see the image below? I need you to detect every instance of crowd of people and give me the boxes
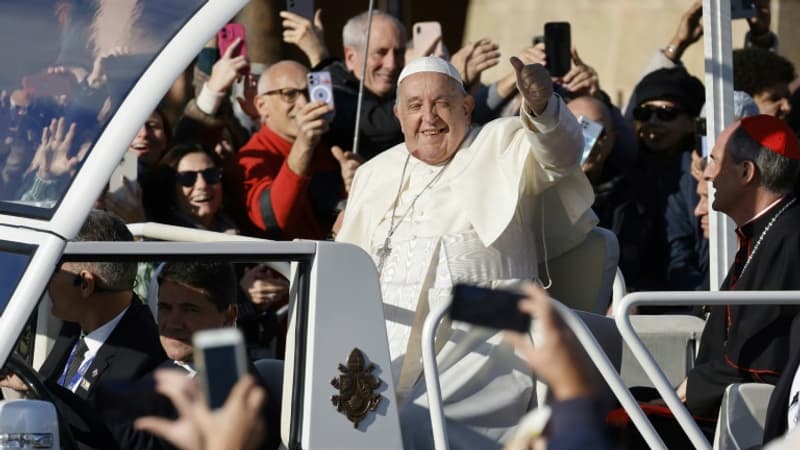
[2,0,800,449]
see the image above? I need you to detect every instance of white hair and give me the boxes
[341,10,405,51]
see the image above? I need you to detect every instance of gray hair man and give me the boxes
[337,56,595,449]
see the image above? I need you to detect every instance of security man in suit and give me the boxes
[38,210,167,401]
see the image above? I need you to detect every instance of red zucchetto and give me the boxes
[740,114,800,160]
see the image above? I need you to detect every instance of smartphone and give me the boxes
[578,116,604,164]
[544,22,571,77]
[307,71,335,119]
[21,73,76,98]
[694,117,708,157]
[108,150,138,193]
[450,284,530,333]
[731,0,758,20]
[286,0,315,20]
[218,23,248,59]
[413,21,444,57]
[193,328,247,409]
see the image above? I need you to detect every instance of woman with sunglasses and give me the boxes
[152,143,238,233]
[621,67,706,295]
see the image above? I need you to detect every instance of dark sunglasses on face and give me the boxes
[176,167,222,187]
[633,104,684,122]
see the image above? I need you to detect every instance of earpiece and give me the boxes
[72,274,82,287]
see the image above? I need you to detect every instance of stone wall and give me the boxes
[461,0,798,109]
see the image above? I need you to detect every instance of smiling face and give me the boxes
[255,61,309,142]
[635,99,695,153]
[344,15,405,98]
[394,72,474,165]
[129,111,168,167]
[175,152,222,227]
[157,279,234,363]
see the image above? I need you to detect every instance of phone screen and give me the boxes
[200,344,241,409]
[450,284,530,332]
[578,116,604,164]
[286,0,315,20]
[731,0,757,20]
[695,117,708,157]
[544,22,571,77]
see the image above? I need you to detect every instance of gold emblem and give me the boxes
[331,348,382,428]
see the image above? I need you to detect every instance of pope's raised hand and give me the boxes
[509,56,552,116]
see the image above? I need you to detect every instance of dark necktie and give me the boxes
[62,338,88,387]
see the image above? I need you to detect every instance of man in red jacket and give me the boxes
[232,60,361,239]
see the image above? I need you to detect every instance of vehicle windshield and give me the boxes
[0,241,36,317]
[0,0,205,219]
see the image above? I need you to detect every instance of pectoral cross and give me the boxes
[376,237,391,273]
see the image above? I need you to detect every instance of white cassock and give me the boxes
[337,94,596,449]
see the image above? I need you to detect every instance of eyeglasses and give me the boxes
[259,87,309,103]
[176,167,222,187]
[633,105,684,122]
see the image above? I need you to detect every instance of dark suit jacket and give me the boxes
[39,299,168,405]
[763,315,800,443]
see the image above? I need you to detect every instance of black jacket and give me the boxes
[686,196,800,420]
[320,60,403,160]
[40,299,168,403]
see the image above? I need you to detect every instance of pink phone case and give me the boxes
[218,23,247,59]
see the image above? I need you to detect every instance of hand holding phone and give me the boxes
[193,328,247,409]
[307,71,335,120]
[450,284,530,332]
[286,0,315,21]
[218,23,248,59]
[577,116,604,164]
[544,22,571,77]
[108,151,138,193]
[412,21,444,58]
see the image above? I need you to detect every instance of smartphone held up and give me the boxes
[450,284,531,333]
[218,23,248,59]
[413,21,444,57]
[286,0,315,20]
[544,22,571,78]
[193,328,248,409]
[308,70,335,120]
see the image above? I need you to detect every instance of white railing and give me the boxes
[422,297,667,450]
[616,290,800,450]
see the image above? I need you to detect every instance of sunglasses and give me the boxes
[176,167,222,187]
[633,105,684,122]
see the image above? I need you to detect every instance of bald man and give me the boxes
[231,61,360,239]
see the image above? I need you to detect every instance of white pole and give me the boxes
[703,0,737,290]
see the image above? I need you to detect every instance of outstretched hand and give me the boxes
[560,48,600,97]
[509,57,552,116]
[505,282,592,401]
[666,1,703,61]
[27,117,80,180]
[331,146,363,193]
[281,9,329,67]
[134,370,267,450]
[208,38,249,94]
[450,38,501,86]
